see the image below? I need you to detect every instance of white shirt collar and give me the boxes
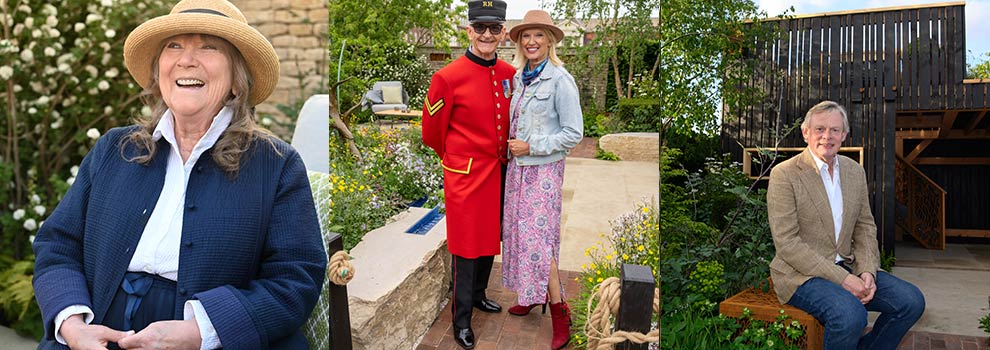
[808,147,838,173]
[152,106,233,164]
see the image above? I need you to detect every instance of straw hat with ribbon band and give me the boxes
[509,10,565,43]
[124,0,279,106]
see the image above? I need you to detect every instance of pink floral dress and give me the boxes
[501,87,567,306]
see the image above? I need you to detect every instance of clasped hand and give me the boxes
[841,272,877,304]
[508,139,530,156]
[61,315,202,350]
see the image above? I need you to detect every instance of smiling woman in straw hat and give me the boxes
[501,9,583,350]
[31,0,327,349]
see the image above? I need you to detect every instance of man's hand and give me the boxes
[60,314,132,350]
[508,139,530,156]
[117,319,202,350]
[841,274,870,303]
[859,272,877,304]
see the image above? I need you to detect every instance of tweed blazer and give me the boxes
[767,149,880,304]
[32,126,327,350]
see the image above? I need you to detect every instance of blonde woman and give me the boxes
[502,9,584,350]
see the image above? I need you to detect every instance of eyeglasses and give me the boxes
[471,23,504,35]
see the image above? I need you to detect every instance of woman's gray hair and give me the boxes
[802,100,850,133]
[121,34,276,178]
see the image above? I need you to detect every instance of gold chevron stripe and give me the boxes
[426,98,445,116]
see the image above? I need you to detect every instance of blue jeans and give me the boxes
[787,269,925,350]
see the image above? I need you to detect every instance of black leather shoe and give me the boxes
[453,326,476,349]
[474,298,502,313]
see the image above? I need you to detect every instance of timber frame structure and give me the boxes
[722,2,990,254]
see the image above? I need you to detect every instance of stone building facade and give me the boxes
[229,0,328,118]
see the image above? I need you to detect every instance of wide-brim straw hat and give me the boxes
[509,10,565,43]
[124,0,279,106]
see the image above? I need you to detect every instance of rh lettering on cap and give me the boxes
[483,1,493,7]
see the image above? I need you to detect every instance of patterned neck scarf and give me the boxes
[522,58,549,86]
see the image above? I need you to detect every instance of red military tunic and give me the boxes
[422,53,514,258]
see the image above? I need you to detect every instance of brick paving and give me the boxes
[567,137,597,159]
[416,263,583,350]
[896,331,990,350]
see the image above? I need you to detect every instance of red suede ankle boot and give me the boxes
[508,294,549,316]
[549,301,571,349]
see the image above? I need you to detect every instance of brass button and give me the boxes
[497,125,501,130]
[493,81,497,86]
[497,103,501,108]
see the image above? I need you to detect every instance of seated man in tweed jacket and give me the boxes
[767,100,925,350]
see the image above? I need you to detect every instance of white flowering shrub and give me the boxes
[0,0,170,339]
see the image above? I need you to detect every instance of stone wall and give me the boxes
[229,0,328,118]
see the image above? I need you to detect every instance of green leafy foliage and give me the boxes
[615,98,659,132]
[328,125,443,250]
[966,51,990,79]
[978,310,990,336]
[328,0,464,124]
[594,148,620,161]
[569,198,659,349]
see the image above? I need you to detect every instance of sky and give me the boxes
[756,0,990,61]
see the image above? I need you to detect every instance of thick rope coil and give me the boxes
[327,250,354,285]
[585,276,661,350]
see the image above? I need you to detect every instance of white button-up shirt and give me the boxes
[55,107,232,350]
[809,148,844,263]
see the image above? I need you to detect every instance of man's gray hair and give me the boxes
[802,100,850,133]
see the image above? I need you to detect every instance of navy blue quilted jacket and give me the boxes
[32,125,327,350]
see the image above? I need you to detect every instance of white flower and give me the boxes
[44,46,56,57]
[85,65,98,77]
[58,62,70,73]
[141,106,152,116]
[101,0,114,6]
[86,128,101,140]
[86,14,102,24]
[28,107,37,114]
[262,117,272,126]
[50,120,62,129]
[17,4,31,14]
[29,235,35,244]
[97,80,110,91]
[104,68,119,78]
[33,205,46,216]
[48,28,60,38]
[20,49,33,62]
[24,17,34,28]
[32,29,42,38]
[74,23,86,32]
[67,177,75,186]
[12,209,25,220]
[30,194,41,204]
[105,29,116,38]
[23,219,37,231]
[36,96,49,105]
[104,106,112,115]
[46,16,58,27]
[70,165,79,177]
[0,66,12,80]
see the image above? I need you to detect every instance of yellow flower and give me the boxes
[622,254,629,260]
[605,254,613,260]
[589,263,596,270]
[596,277,603,282]
[581,263,587,270]
[587,277,593,282]
[637,245,645,252]
[358,185,365,191]
[349,188,354,193]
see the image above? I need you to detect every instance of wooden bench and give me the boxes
[719,283,824,350]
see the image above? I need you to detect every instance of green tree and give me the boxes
[327,0,465,123]
[554,0,660,108]
[967,51,990,79]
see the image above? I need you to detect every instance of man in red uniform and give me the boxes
[421,0,514,348]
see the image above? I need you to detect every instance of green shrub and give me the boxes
[328,125,443,250]
[979,311,990,336]
[594,148,620,161]
[615,98,659,133]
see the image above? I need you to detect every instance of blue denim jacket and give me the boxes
[509,62,584,165]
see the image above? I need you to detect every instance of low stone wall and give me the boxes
[599,132,660,162]
[346,208,451,350]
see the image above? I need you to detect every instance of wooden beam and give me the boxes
[963,79,990,84]
[897,129,990,139]
[945,229,990,238]
[939,111,960,138]
[913,157,990,165]
[897,115,943,129]
[905,139,932,163]
[966,110,987,132]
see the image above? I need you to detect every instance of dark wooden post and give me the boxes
[615,264,656,350]
[327,233,353,350]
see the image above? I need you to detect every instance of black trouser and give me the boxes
[452,254,495,329]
